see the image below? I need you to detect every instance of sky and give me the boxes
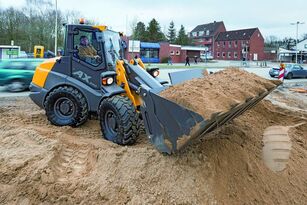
[1,0,307,39]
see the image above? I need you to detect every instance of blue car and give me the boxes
[269,64,307,79]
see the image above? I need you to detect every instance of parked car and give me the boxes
[200,53,213,61]
[269,64,307,79]
[0,58,44,92]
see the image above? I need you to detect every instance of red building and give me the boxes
[189,21,226,55]
[124,39,207,63]
[214,28,265,61]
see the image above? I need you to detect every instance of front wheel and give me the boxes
[99,96,139,145]
[7,80,26,92]
[286,73,293,79]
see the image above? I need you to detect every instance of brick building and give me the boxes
[189,21,226,56]
[124,39,207,63]
[214,28,265,61]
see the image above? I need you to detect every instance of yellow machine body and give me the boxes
[34,45,44,58]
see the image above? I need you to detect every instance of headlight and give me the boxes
[152,70,160,77]
[102,77,114,85]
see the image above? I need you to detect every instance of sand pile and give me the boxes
[0,94,306,204]
[160,68,281,119]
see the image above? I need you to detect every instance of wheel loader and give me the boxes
[29,23,278,154]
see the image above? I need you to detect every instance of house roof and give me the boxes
[190,21,224,37]
[216,28,258,41]
[298,38,307,44]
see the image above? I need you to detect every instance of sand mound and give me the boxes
[0,95,306,204]
[160,68,281,119]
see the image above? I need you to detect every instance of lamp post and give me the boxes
[54,0,58,56]
[290,21,305,63]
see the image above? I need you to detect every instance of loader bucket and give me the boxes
[140,84,280,154]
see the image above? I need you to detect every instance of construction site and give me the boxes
[0,0,307,204]
[0,66,306,204]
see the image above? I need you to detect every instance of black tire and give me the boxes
[99,95,139,145]
[269,74,274,78]
[44,86,88,127]
[286,73,293,79]
[6,80,26,92]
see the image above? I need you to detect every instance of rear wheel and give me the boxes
[44,86,89,127]
[7,80,26,92]
[286,73,293,79]
[99,95,139,145]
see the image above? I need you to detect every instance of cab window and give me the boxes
[73,30,104,67]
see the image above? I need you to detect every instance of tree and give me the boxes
[301,33,307,40]
[175,25,190,45]
[146,18,166,42]
[167,21,176,43]
[0,0,97,53]
[132,21,147,41]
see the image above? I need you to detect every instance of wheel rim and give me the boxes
[104,110,118,140]
[288,73,293,79]
[54,97,75,119]
[8,81,25,92]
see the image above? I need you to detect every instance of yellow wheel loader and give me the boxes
[29,23,278,154]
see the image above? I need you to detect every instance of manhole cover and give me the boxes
[262,126,292,172]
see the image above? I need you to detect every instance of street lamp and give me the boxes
[54,0,58,56]
[290,21,305,63]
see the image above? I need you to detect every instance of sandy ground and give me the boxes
[0,88,306,204]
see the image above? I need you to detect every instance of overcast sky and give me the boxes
[1,0,306,39]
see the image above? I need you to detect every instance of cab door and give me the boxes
[71,29,106,89]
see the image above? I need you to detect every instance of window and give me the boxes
[223,42,226,48]
[234,41,238,48]
[228,52,231,58]
[217,52,220,57]
[206,30,210,35]
[73,29,103,67]
[26,61,42,70]
[170,50,175,55]
[217,42,220,47]
[222,52,225,58]
[140,48,159,59]
[1,62,26,70]
[199,31,204,36]
[228,41,232,48]
[176,50,180,55]
[234,52,238,59]
[192,32,197,37]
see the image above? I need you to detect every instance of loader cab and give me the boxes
[65,24,121,69]
[64,24,122,88]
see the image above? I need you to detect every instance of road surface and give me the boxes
[1,65,306,97]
